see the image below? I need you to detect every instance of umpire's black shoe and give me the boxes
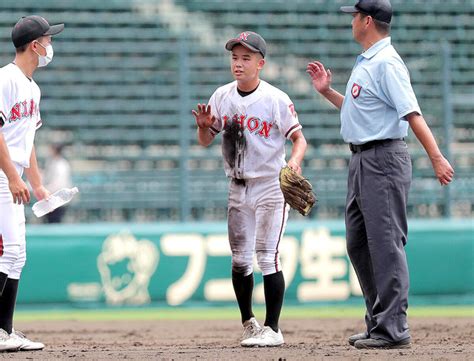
[354,337,411,349]
[348,333,368,346]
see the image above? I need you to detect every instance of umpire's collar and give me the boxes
[361,36,391,59]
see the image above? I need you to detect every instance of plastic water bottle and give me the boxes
[32,187,79,218]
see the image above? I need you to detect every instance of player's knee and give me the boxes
[231,252,253,275]
[0,244,21,274]
[256,250,279,276]
[8,253,26,280]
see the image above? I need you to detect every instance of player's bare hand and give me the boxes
[307,61,332,94]
[287,159,302,175]
[431,155,454,186]
[33,185,50,201]
[192,104,216,129]
[9,176,30,204]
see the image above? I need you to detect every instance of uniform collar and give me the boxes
[360,36,391,59]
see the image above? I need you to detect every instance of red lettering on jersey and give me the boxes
[258,121,273,138]
[7,100,39,123]
[30,99,36,116]
[235,115,246,129]
[10,104,21,121]
[21,101,29,117]
[223,115,229,128]
[247,117,259,132]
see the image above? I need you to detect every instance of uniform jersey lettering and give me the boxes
[258,121,273,138]
[224,114,273,139]
[208,80,301,179]
[247,117,259,132]
[10,104,21,121]
[6,100,39,123]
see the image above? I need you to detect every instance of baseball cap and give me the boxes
[225,31,266,58]
[12,15,64,48]
[340,0,392,24]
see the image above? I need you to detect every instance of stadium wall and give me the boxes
[18,220,473,306]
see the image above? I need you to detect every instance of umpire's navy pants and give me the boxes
[346,139,411,342]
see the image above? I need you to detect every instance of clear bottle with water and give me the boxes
[32,187,79,218]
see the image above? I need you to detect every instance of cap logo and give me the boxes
[351,83,362,98]
[238,32,249,41]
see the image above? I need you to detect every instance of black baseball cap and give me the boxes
[225,31,266,58]
[341,0,392,24]
[12,15,64,48]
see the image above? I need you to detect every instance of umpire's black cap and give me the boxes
[340,0,392,24]
[225,31,266,58]
[12,15,64,48]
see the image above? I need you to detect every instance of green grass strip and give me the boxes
[14,305,473,322]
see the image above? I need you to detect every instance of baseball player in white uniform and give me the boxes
[0,15,64,351]
[192,31,307,347]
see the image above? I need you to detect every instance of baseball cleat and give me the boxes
[348,332,369,346]
[241,317,261,344]
[10,330,45,351]
[354,337,411,349]
[0,329,21,352]
[241,326,284,347]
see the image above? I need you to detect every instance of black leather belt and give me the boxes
[349,138,404,153]
[233,178,246,186]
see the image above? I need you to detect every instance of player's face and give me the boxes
[230,45,265,83]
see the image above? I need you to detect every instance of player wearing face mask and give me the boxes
[34,41,54,68]
[0,15,64,352]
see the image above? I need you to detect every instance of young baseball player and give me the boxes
[0,15,64,351]
[192,31,307,347]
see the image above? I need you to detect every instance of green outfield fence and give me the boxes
[16,220,474,307]
[0,0,472,222]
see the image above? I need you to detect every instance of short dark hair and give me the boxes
[373,17,391,35]
[360,13,391,35]
[15,43,29,53]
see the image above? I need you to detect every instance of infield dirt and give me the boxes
[3,317,473,360]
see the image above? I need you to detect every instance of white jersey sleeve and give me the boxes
[274,92,302,139]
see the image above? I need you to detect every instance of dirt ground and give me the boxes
[0,317,472,360]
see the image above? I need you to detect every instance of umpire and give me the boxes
[307,0,454,349]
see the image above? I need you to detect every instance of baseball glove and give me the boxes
[279,166,316,216]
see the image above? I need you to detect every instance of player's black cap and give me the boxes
[225,31,266,58]
[11,15,64,48]
[340,0,392,24]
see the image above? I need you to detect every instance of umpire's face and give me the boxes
[351,12,370,43]
[230,45,265,83]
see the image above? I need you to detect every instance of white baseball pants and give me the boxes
[227,176,289,276]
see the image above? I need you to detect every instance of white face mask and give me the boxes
[35,42,54,67]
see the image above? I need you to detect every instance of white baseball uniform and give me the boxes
[0,63,42,279]
[208,80,302,276]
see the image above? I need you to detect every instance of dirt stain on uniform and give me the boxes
[222,120,246,172]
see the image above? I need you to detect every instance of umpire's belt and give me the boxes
[349,138,404,153]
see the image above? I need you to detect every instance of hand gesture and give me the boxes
[432,156,454,186]
[9,176,30,204]
[307,61,332,94]
[192,104,216,129]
